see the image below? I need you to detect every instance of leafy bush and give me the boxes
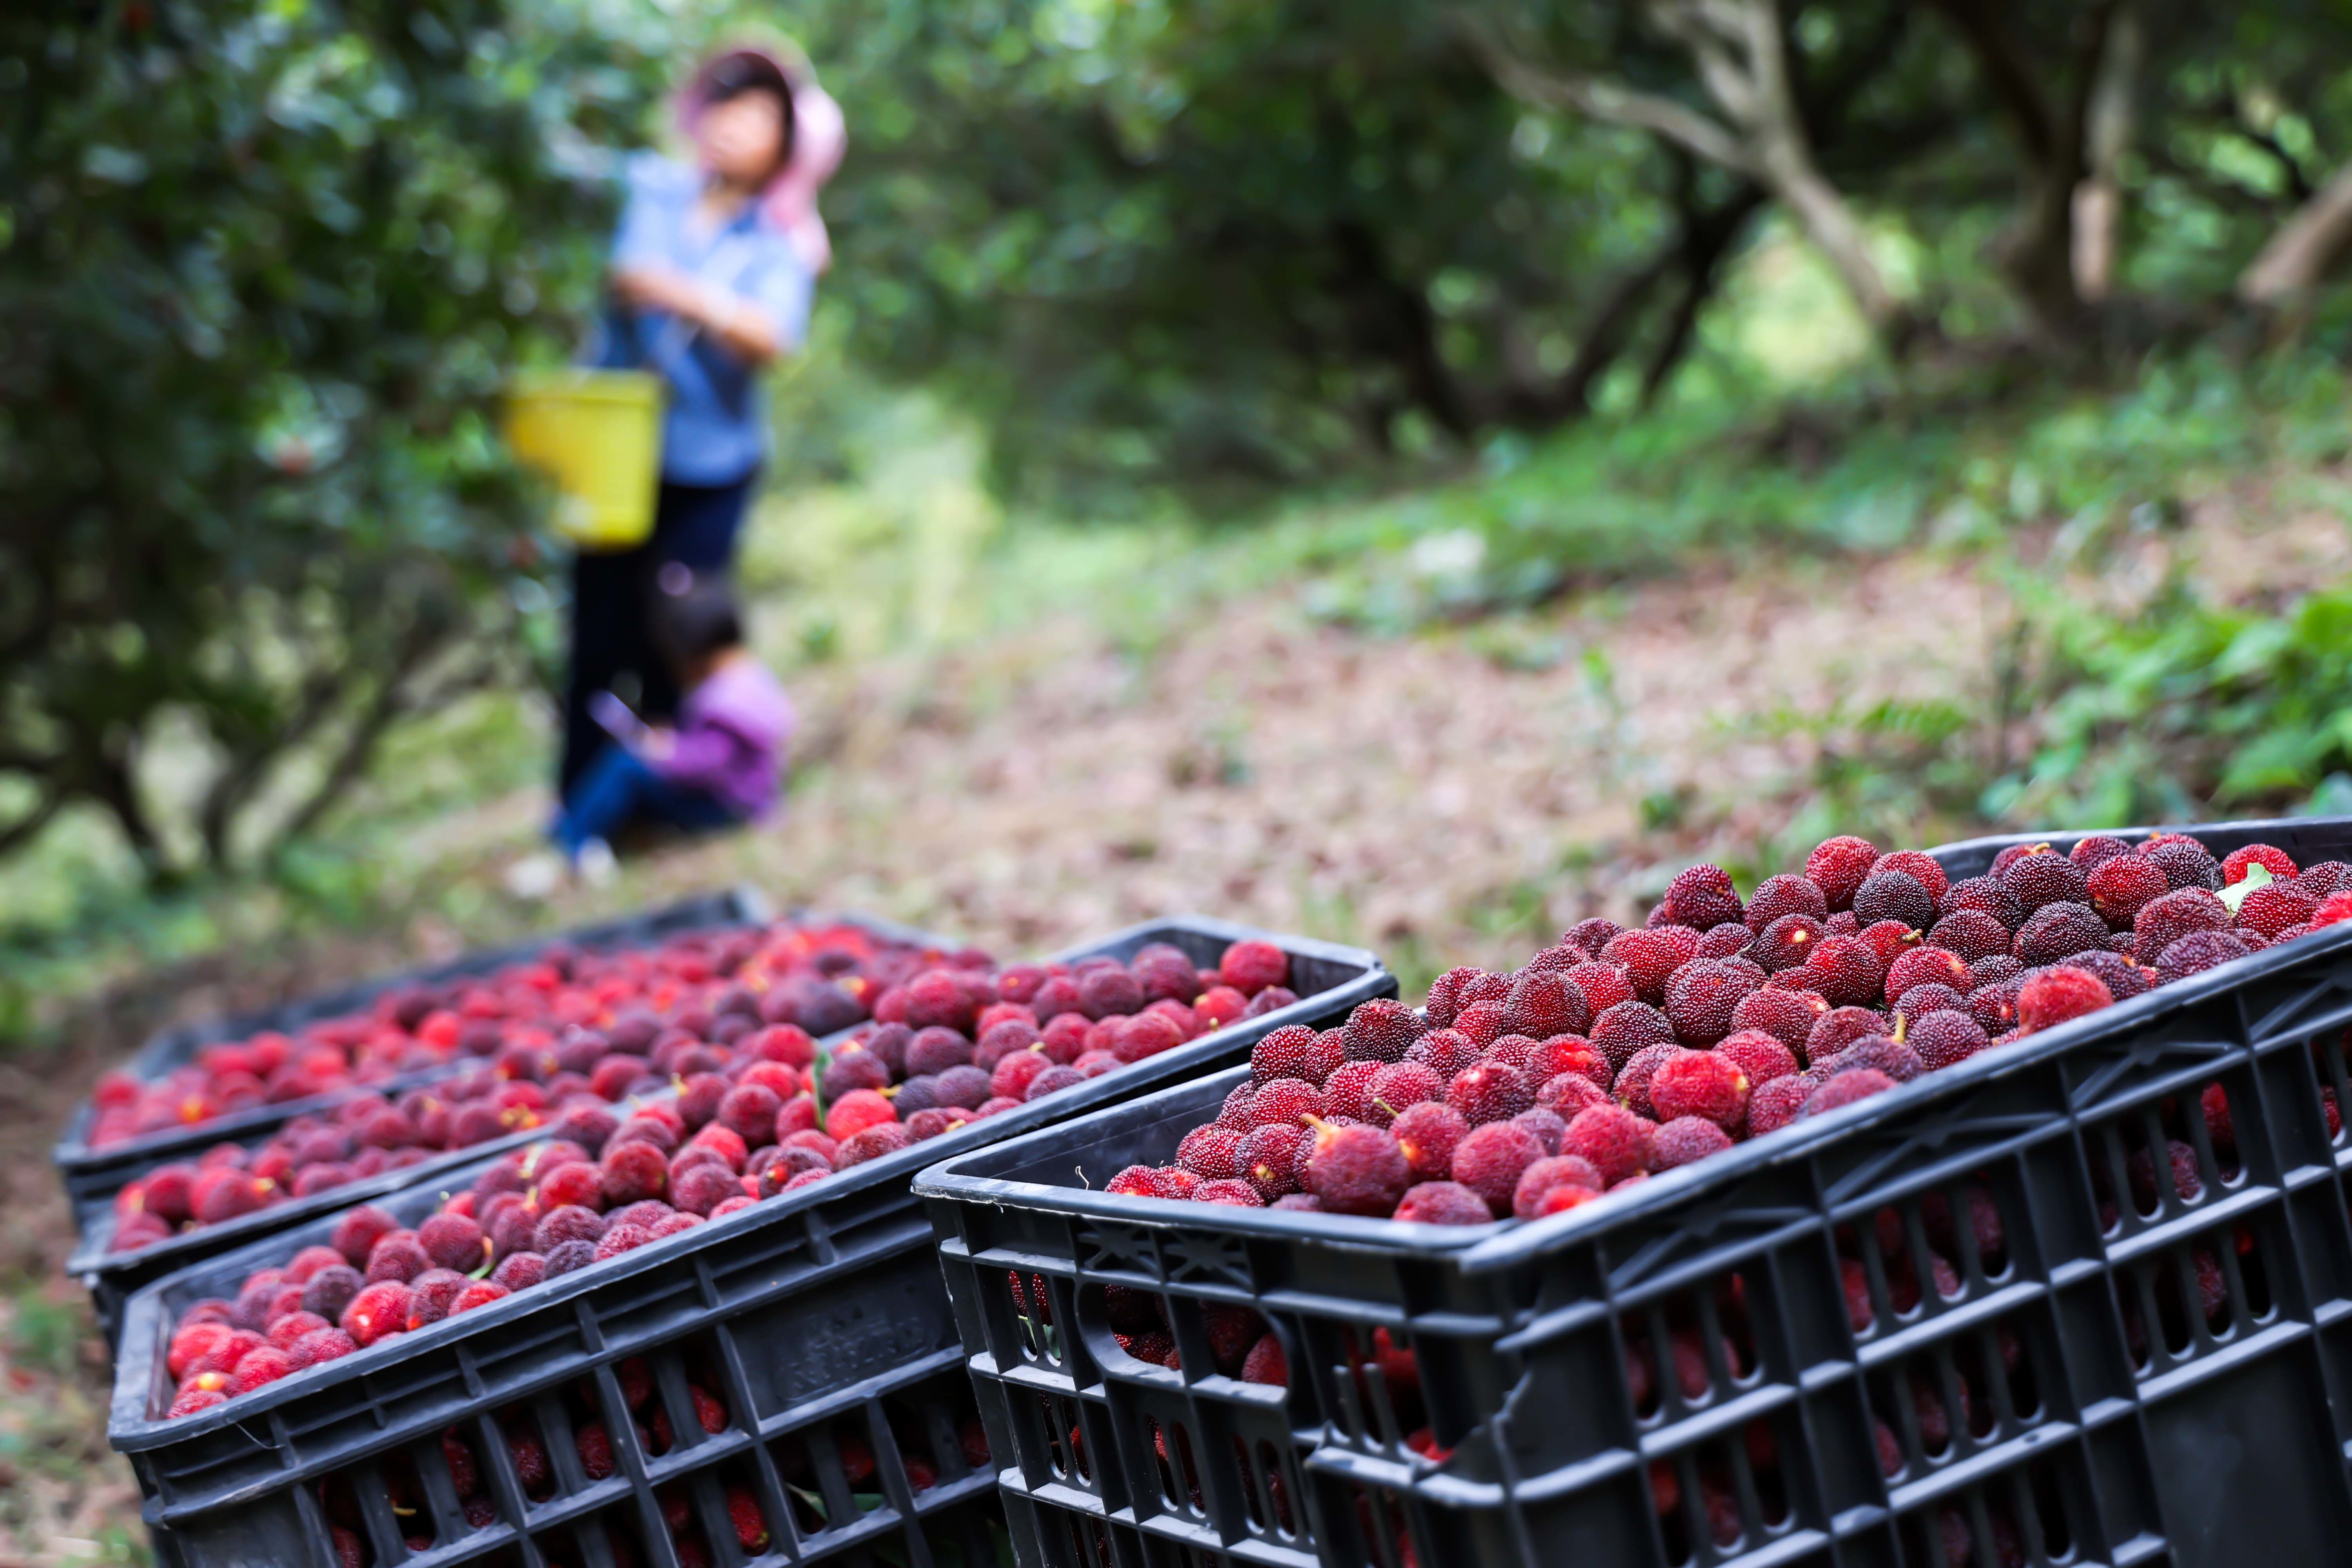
[0,0,668,881]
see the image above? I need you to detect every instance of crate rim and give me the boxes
[109,913,1389,1453]
[911,819,2352,1276]
[51,886,779,1176]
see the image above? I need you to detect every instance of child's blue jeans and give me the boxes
[555,744,737,856]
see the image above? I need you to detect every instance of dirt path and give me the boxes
[655,548,2003,972]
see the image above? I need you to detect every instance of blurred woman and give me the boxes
[559,46,844,799]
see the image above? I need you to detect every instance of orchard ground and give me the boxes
[4,354,2350,1560]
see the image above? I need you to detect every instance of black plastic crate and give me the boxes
[67,908,969,1351]
[917,818,2352,1568]
[109,916,1392,1568]
[54,889,780,1234]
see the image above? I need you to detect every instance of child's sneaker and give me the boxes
[575,837,619,888]
[503,851,565,902]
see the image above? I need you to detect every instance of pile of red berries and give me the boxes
[1101,834,2351,1226]
[107,1069,634,1254]
[86,919,935,1151]
[105,921,962,1253]
[808,938,1296,1154]
[159,936,1296,1417]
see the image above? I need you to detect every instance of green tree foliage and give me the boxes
[0,0,667,880]
[794,0,1715,501]
[784,0,2352,496]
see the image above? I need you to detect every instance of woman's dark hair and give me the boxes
[654,581,745,673]
[701,52,795,164]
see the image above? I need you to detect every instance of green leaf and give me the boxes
[2220,864,2274,915]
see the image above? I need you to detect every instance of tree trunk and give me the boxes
[1926,0,2122,346]
[2071,8,2139,301]
[1468,0,1918,354]
[1644,185,1769,404]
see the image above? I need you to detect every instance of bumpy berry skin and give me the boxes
[1507,971,1591,1040]
[1751,914,1824,973]
[1341,1000,1427,1063]
[1192,1179,1264,1207]
[1590,1001,1676,1073]
[1908,1010,1990,1070]
[2062,949,2151,1002]
[1885,947,1972,1002]
[1407,1029,1481,1082]
[1566,917,1624,955]
[2140,836,2223,891]
[1999,849,2088,915]
[1746,1076,1815,1138]
[1447,1062,1534,1126]
[1323,1061,1382,1122]
[1876,851,1952,902]
[1806,937,1886,1007]
[1392,1102,1471,1182]
[1648,1051,1751,1131]
[1537,1072,1610,1119]
[1242,1127,1309,1200]
[1248,1078,1327,1131]
[1745,874,1828,933]
[1815,1035,1924,1084]
[1604,928,1701,1005]
[1664,960,1761,1047]
[1451,1123,1548,1217]
[1651,1117,1735,1171]
[1805,1008,1889,1066]
[1697,923,1754,961]
[1659,865,1744,931]
[2154,930,2257,982]
[2016,966,2114,1033]
[1853,871,1937,933]
[1220,940,1290,996]
[2237,882,2319,940]
[1451,1001,1512,1048]
[1565,1105,1655,1185]
[1923,910,2007,964]
[1891,983,1966,1026]
[1939,877,2025,932]
[2085,856,2168,929]
[2134,887,2231,963]
[1366,1061,1444,1120]
[2224,844,2299,885]
[1803,1069,1898,1116]
[1424,968,1483,1030]
[1732,988,1829,1054]
[1303,1123,1411,1217]
[1564,963,1635,1016]
[1178,1125,1246,1180]
[1520,1034,1608,1088]
[1511,1155,1604,1220]
[2013,902,2112,966]
[2069,835,2134,871]
[1715,1029,1798,1088]
[1394,1181,1496,1226]
[1806,838,1881,912]
[1613,1042,1683,1121]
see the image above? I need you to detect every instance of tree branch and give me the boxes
[2241,163,2352,303]
[1463,20,1757,174]
[0,791,64,858]
[269,638,491,854]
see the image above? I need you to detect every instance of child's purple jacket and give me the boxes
[648,658,794,820]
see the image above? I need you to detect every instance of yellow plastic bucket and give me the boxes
[503,369,663,551]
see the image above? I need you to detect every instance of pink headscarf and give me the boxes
[678,45,847,276]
